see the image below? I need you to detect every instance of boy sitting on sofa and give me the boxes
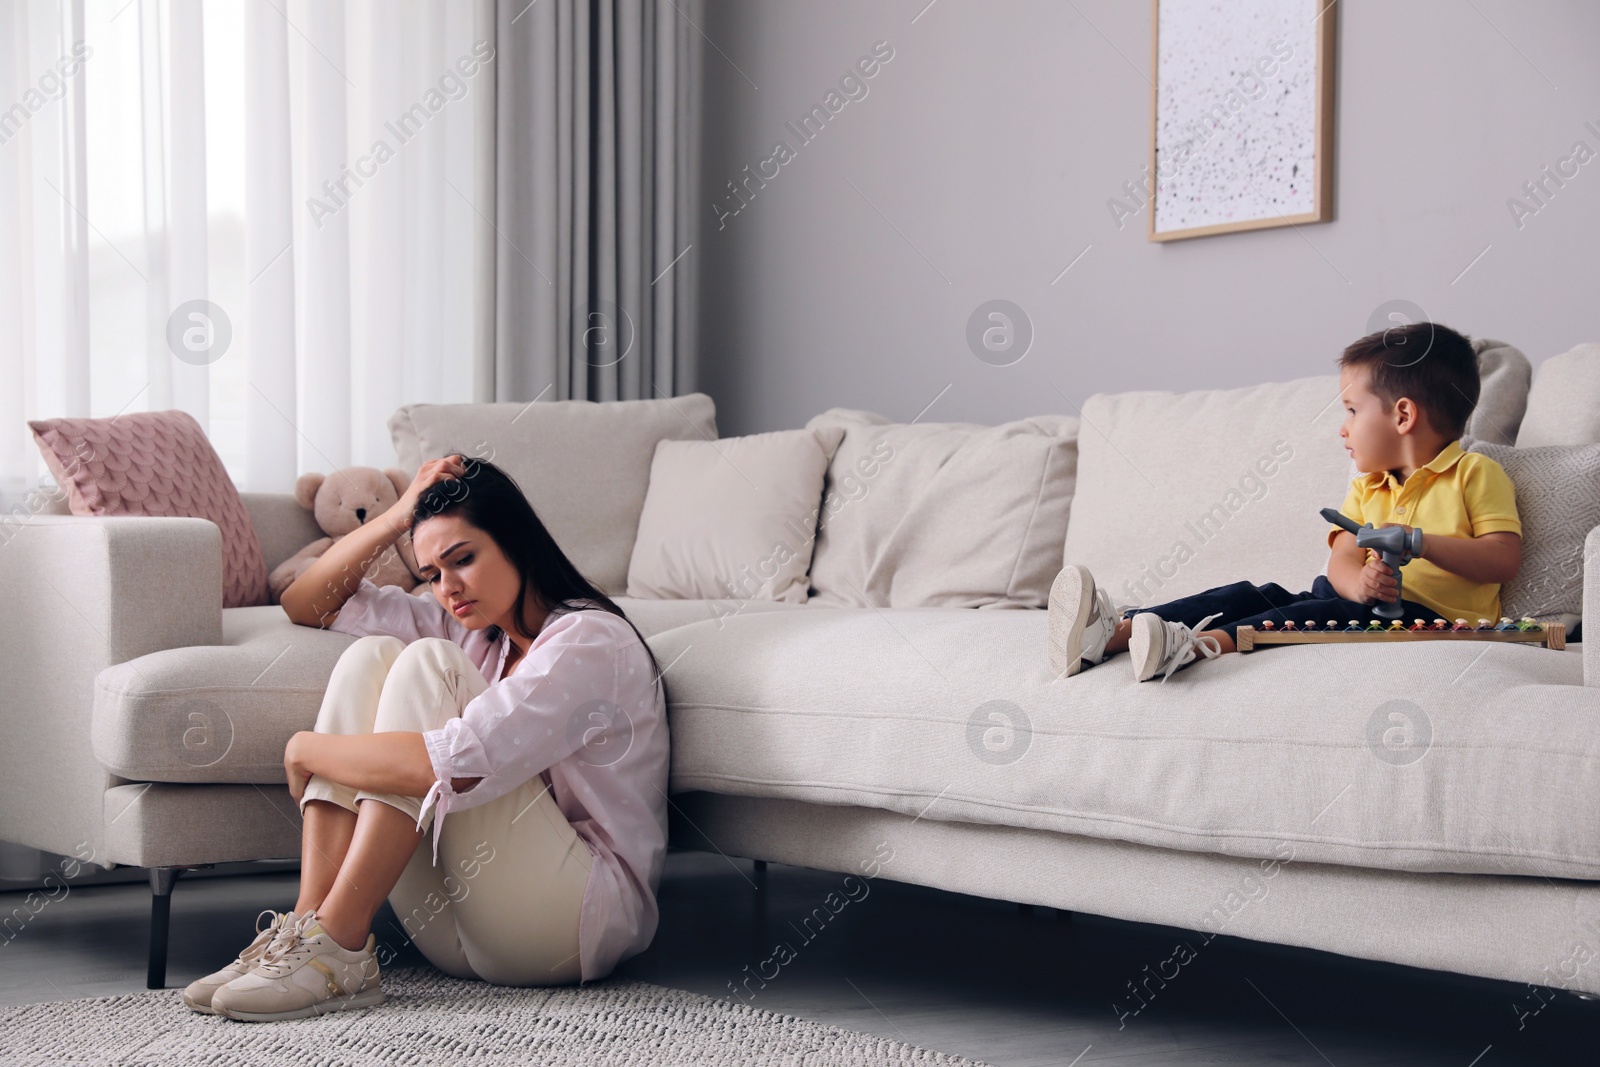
[1047,321,1523,683]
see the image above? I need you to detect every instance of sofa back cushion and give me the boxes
[1517,342,1600,447]
[389,394,717,597]
[1464,337,1533,446]
[1462,437,1600,630]
[803,408,1079,609]
[1062,376,1353,610]
[1064,334,1540,611]
[626,426,847,603]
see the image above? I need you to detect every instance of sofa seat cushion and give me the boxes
[612,596,813,640]
[92,607,363,784]
[91,599,808,784]
[656,608,1596,879]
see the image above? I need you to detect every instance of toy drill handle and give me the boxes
[1372,548,1407,619]
[1319,507,1406,619]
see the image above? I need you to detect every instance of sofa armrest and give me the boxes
[1587,524,1600,687]
[0,515,223,864]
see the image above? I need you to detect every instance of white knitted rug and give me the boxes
[0,967,991,1066]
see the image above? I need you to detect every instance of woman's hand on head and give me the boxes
[392,454,471,532]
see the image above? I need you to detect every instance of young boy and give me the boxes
[1047,321,1523,683]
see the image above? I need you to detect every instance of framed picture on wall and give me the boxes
[1148,0,1336,242]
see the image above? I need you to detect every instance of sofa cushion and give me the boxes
[1062,375,1351,611]
[626,426,846,603]
[29,409,269,609]
[1462,437,1600,630]
[803,408,1079,609]
[92,607,353,785]
[612,596,811,641]
[1064,338,1543,612]
[1517,342,1600,447]
[658,607,1595,879]
[91,597,801,784]
[1464,337,1533,446]
[388,394,718,597]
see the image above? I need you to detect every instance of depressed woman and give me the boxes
[182,453,668,1022]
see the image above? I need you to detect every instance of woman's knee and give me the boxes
[372,638,481,730]
[314,635,408,734]
[390,637,470,671]
[338,634,407,667]
[385,638,477,691]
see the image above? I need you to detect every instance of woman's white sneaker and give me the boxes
[1129,611,1226,682]
[181,908,298,1014]
[210,908,384,1022]
[1047,565,1121,679]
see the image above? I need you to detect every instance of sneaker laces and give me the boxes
[257,909,320,968]
[1155,611,1225,683]
[235,908,290,965]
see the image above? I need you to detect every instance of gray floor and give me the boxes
[2,848,1595,1065]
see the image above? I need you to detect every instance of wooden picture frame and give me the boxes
[1148,0,1336,242]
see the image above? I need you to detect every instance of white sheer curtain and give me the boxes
[0,0,90,510]
[0,0,491,508]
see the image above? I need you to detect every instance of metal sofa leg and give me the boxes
[147,864,218,988]
[147,868,180,989]
[751,859,767,946]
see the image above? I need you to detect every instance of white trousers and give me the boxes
[300,635,592,986]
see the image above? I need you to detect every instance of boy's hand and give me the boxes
[1357,551,1399,604]
[1379,522,1418,548]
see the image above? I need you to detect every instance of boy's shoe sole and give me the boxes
[1128,612,1168,682]
[1047,565,1097,679]
[1129,611,1225,682]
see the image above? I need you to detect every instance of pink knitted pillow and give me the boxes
[29,409,269,608]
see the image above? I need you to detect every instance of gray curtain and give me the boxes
[476,0,702,404]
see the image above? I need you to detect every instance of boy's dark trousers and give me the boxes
[1121,575,1443,643]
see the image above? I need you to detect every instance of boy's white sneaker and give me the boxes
[1047,564,1122,679]
[1129,611,1225,683]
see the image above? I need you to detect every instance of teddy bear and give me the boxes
[267,466,427,604]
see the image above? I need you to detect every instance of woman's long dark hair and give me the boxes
[410,452,664,683]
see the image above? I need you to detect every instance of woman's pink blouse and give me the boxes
[327,578,669,983]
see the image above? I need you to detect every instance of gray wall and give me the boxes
[694,0,1600,436]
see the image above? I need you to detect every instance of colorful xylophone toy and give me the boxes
[1235,616,1564,652]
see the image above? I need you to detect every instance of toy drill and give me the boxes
[1320,507,1425,620]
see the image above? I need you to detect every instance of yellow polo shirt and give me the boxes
[1325,440,1521,623]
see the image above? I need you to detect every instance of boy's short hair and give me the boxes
[1338,321,1479,439]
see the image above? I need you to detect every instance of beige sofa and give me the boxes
[3,345,1598,999]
